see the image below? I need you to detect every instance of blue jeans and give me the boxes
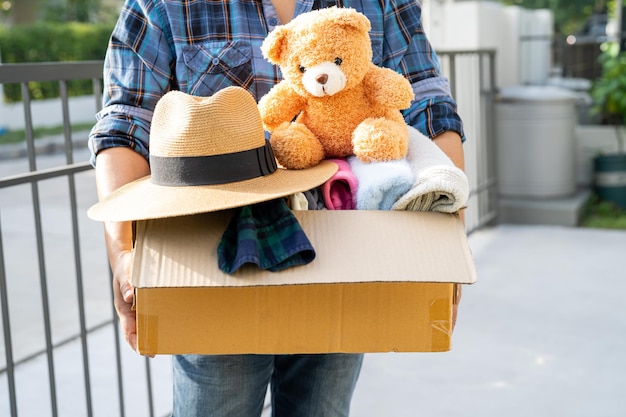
[172,353,364,417]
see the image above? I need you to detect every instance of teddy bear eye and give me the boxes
[334,57,342,66]
[299,65,306,73]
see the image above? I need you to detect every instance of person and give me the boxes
[88,0,466,416]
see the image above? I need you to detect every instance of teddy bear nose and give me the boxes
[316,74,328,85]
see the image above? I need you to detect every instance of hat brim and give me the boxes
[88,160,338,222]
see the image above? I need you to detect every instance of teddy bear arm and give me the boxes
[363,67,415,110]
[258,82,306,131]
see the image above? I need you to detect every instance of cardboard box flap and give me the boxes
[132,210,477,288]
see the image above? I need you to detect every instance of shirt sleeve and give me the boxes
[380,0,465,141]
[88,0,174,166]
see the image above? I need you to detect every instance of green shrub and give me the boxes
[589,41,626,153]
[581,195,626,229]
[590,42,626,126]
[0,22,113,102]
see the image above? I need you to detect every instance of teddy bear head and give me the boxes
[261,7,373,98]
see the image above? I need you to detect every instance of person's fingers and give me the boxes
[112,270,137,351]
[119,277,135,304]
[115,290,137,349]
[451,284,462,332]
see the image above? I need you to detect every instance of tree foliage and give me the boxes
[2,0,119,24]
[0,22,113,102]
[591,42,626,122]
[45,0,102,22]
[590,41,626,157]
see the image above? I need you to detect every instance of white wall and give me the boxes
[423,0,553,88]
[421,0,453,47]
[518,8,553,86]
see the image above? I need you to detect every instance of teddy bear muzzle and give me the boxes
[302,61,347,97]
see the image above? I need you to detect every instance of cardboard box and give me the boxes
[131,210,477,355]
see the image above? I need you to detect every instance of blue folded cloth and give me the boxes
[217,199,316,274]
[348,156,415,210]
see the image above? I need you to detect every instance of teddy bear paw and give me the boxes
[270,122,326,169]
[352,118,409,163]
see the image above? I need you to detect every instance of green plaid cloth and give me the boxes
[218,199,315,274]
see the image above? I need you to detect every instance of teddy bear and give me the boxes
[258,7,415,170]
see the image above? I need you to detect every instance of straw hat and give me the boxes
[87,87,337,222]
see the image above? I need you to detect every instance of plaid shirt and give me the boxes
[89,0,465,164]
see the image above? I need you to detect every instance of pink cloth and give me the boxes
[321,159,358,210]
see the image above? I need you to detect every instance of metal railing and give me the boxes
[438,49,499,233]
[0,52,497,417]
[0,61,99,417]
[0,61,165,417]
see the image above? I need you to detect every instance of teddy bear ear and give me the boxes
[334,7,371,33]
[261,26,290,64]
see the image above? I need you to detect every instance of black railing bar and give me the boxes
[487,52,499,218]
[0,162,93,189]
[0,220,18,416]
[476,54,488,184]
[0,61,103,84]
[449,53,457,100]
[69,173,94,417]
[32,179,58,417]
[145,356,156,417]
[60,81,75,165]
[22,82,59,417]
[0,318,114,375]
[484,53,498,221]
[61,80,94,417]
[93,78,103,113]
[109,267,127,417]
[22,83,36,172]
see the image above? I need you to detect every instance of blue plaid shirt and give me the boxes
[88,0,465,164]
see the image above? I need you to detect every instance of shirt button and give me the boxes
[212,58,220,65]
[268,17,278,26]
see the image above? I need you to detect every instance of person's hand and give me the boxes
[96,148,150,353]
[111,250,137,351]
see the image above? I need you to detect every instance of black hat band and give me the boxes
[150,141,278,187]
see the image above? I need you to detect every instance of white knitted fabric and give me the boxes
[391,126,469,213]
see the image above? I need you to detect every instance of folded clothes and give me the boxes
[348,156,414,210]
[392,126,469,213]
[303,187,326,210]
[288,192,309,210]
[321,158,358,210]
[217,199,315,274]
